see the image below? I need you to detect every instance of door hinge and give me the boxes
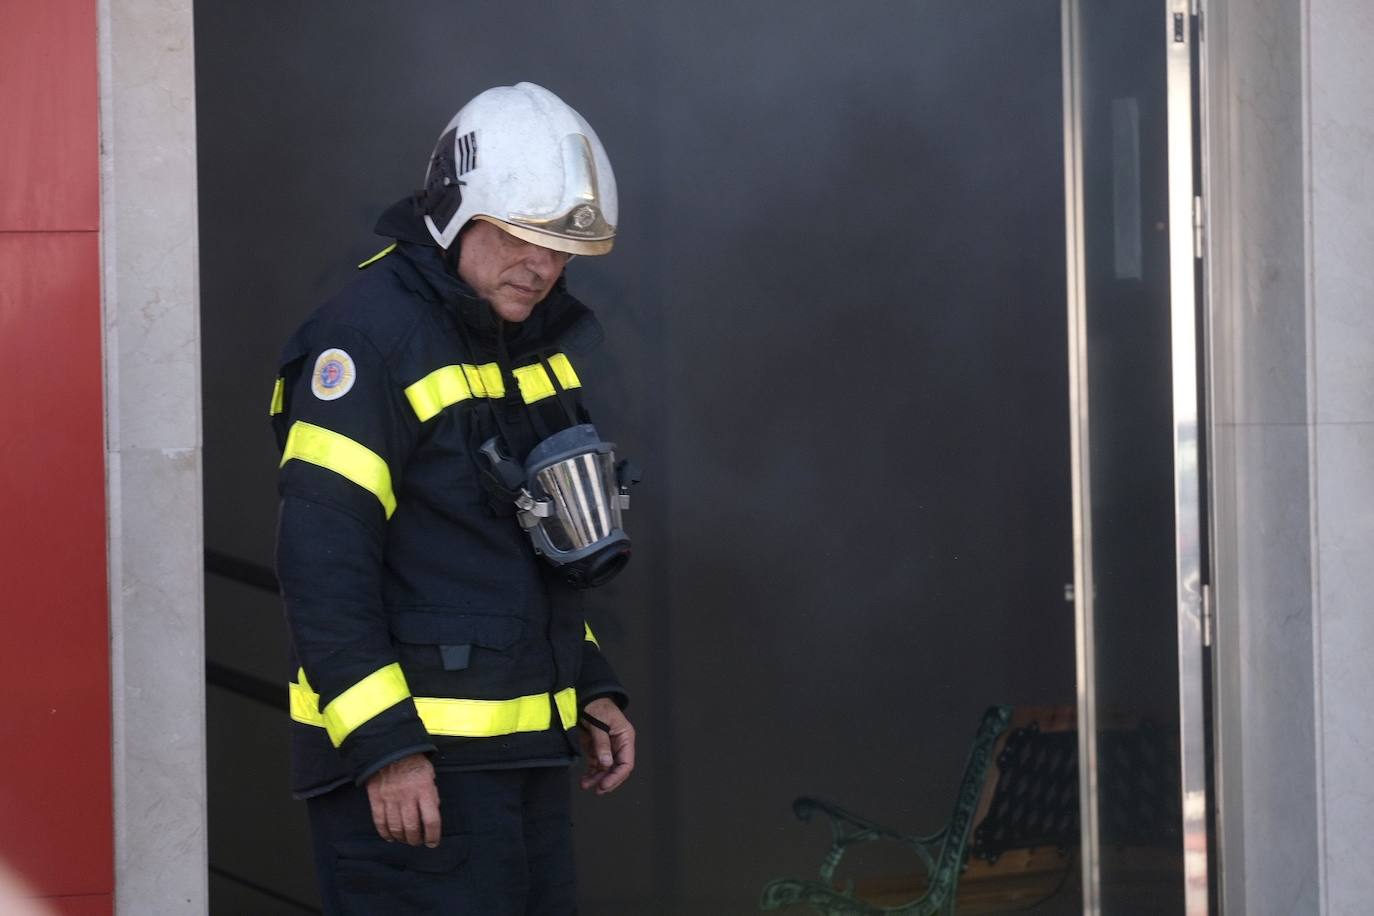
[1193,194,1205,259]
[1202,583,1213,647]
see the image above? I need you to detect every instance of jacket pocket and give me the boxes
[388,609,525,673]
[388,609,524,649]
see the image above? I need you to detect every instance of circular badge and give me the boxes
[311,348,356,401]
[570,205,596,231]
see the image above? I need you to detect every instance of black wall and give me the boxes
[196,3,1072,912]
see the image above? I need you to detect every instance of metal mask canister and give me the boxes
[483,423,634,588]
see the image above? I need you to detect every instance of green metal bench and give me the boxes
[759,705,1083,915]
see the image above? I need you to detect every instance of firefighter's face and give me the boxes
[455,220,571,323]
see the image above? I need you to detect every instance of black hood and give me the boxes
[374,194,440,247]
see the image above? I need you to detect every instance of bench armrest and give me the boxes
[792,796,944,883]
[760,877,890,915]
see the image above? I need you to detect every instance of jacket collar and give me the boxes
[373,196,579,354]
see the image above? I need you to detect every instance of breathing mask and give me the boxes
[481,424,638,589]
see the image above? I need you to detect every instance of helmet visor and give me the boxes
[473,215,613,256]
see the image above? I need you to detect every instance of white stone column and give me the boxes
[98,0,207,912]
[1206,1,1321,912]
[1208,0,1374,913]
[1307,2,1374,913]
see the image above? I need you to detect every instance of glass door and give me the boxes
[1062,0,1209,912]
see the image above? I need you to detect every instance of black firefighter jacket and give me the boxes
[271,202,628,798]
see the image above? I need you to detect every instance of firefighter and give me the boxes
[270,82,637,914]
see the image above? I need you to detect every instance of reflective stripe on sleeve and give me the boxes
[583,622,600,648]
[280,420,397,518]
[270,378,285,416]
[290,673,578,738]
[320,662,412,747]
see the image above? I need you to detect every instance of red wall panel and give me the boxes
[46,895,113,916]
[0,0,112,905]
[0,0,100,231]
[0,234,112,899]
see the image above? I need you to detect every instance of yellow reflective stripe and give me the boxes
[269,378,285,416]
[405,354,582,421]
[289,678,321,725]
[280,421,397,518]
[512,353,582,403]
[290,676,578,738]
[553,687,579,730]
[547,353,581,390]
[404,363,502,421]
[405,365,475,422]
[583,622,600,648]
[357,243,396,269]
[320,663,411,747]
[467,363,505,399]
[414,686,580,736]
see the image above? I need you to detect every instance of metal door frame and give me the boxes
[1060,2,1100,910]
[1062,1,1210,911]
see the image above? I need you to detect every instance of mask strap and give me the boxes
[494,323,554,445]
[538,352,581,428]
[447,302,529,466]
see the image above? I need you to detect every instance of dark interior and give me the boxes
[195,3,1077,912]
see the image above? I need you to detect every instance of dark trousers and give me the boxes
[307,766,577,915]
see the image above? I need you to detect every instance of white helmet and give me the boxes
[419,82,618,256]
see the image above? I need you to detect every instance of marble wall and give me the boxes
[98,0,207,912]
[1206,0,1320,912]
[1209,0,1374,913]
[1308,1,1374,912]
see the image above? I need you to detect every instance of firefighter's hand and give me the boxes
[365,753,441,847]
[579,697,636,795]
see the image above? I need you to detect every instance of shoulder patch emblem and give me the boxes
[311,348,357,401]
